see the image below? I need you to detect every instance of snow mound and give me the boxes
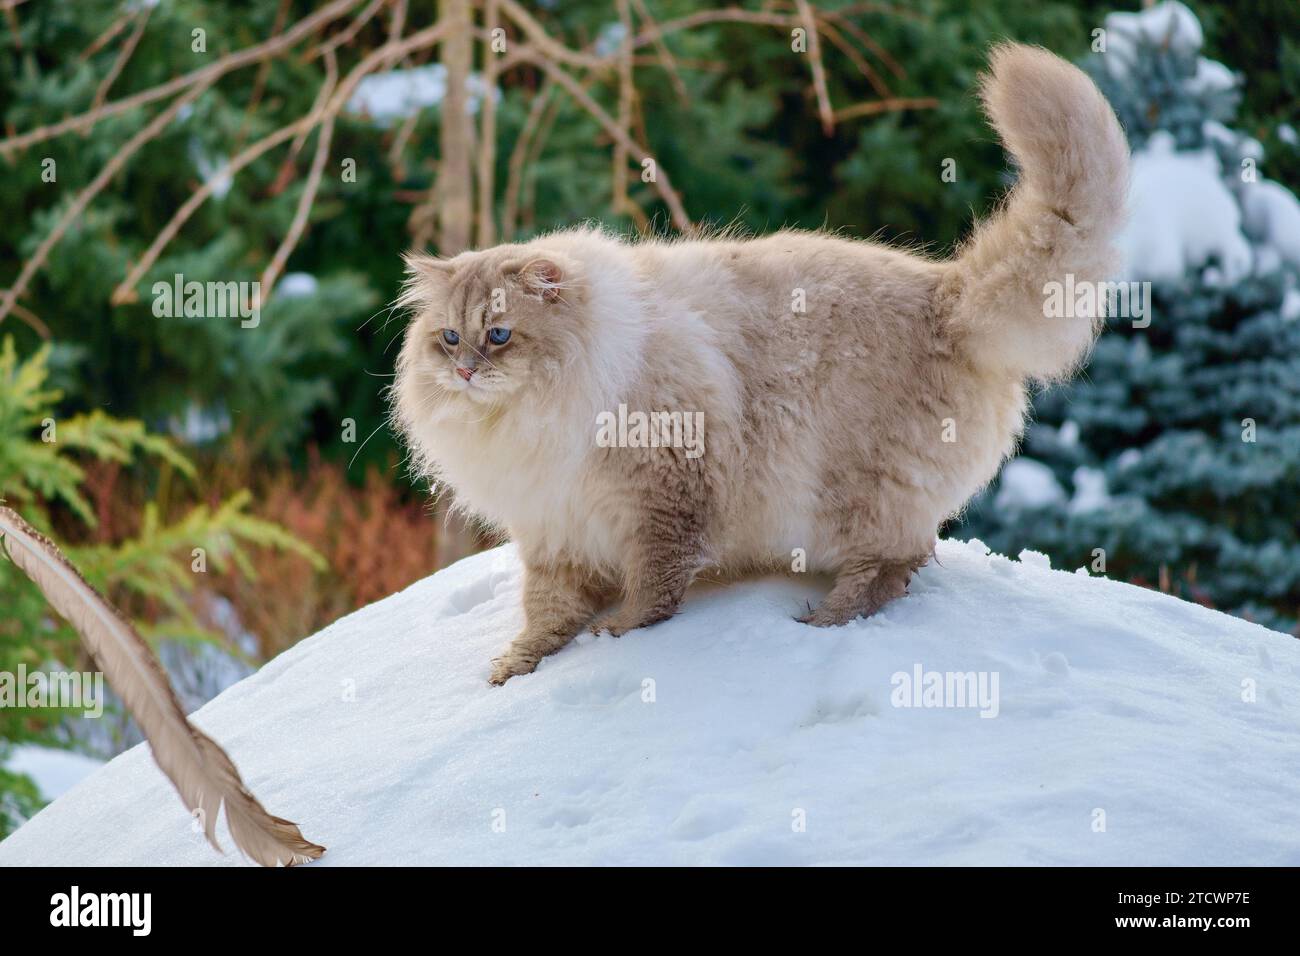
[2,540,1298,866]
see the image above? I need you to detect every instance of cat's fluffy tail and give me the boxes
[937,43,1129,381]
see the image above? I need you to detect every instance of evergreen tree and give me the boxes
[953,1,1300,635]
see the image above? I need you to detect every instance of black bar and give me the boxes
[0,866,1287,941]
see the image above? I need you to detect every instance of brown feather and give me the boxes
[0,506,324,867]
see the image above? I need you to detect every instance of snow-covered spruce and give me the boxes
[2,540,1297,866]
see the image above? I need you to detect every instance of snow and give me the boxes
[1119,132,1253,283]
[1282,288,1300,322]
[346,65,494,125]
[1068,466,1111,514]
[1118,132,1300,283]
[1101,1,1203,78]
[992,459,1066,512]
[168,402,230,445]
[186,137,232,201]
[1240,178,1300,271]
[594,22,628,58]
[1189,57,1236,95]
[1103,1,1300,287]
[2,540,1298,866]
[6,746,102,802]
[275,272,319,299]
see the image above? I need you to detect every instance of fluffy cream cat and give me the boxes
[392,43,1129,685]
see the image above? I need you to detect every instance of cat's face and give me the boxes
[395,249,584,411]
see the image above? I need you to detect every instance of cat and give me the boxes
[392,43,1129,685]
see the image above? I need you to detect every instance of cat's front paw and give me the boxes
[488,651,539,685]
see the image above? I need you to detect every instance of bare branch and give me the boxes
[499,3,795,74]
[434,0,474,253]
[832,96,938,122]
[261,48,339,301]
[310,0,387,58]
[817,8,907,81]
[497,0,607,70]
[114,19,453,304]
[502,76,554,240]
[385,0,408,55]
[386,103,422,177]
[813,14,892,98]
[7,302,50,339]
[234,0,293,152]
[88,7,153,120]
[795,0,835,136]
[113,114,315,305]
[519,80,567,236]
[476,0,500,247]
[289,34,350,158]
[520,51,691,232]
[0,0,362,157]
[77,11,135,62]
[629,0,689,103]
[612,0,635,218]
[1,79,216,325]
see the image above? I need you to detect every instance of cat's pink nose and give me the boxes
[456,366,475,382]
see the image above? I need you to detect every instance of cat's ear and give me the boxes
[403,251,455,282]
[506,257,567,303]
[399,252,454,312]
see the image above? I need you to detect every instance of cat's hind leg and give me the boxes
[589,450,711,637]
[798,553,929,627]
[588,528,706,637]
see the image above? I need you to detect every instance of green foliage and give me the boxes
[0,744,43,840]
[0,337,323,838]
[1,0,382,463]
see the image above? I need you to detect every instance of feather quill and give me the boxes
[0,506,324,866]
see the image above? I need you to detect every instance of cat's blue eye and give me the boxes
[488,327,511,345]
[442,329,460,346]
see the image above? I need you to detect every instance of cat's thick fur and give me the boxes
[392,43,1129,684]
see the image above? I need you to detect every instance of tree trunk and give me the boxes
[433,0,484,569]
[437,0,474,255]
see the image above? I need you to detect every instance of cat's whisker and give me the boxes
[347,422,389,470]
[359,295,403,333]
[384,325,410,355]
